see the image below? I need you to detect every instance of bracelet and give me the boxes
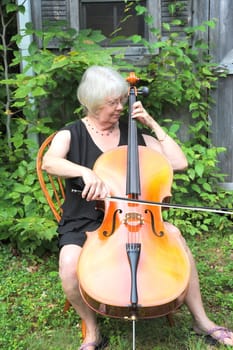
[158,134,167,142]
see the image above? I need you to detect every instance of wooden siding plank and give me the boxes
[161,0,191,35]
[211,77,233,183]
[209,0,233,61]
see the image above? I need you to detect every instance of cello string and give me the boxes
[126,195,140,246]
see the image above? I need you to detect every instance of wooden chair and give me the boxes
[36,133,65,223]
[36,133,175,341]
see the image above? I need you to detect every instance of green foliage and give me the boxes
[0,117,57,252]
[0,1,232,252]
[168,144,233,236]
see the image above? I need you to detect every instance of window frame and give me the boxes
[32,0,158,40]
[79,0,149,46]
[31,0,191,64]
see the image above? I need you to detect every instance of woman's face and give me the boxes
[94,95,127,125]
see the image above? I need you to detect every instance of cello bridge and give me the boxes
[123,212,144,231]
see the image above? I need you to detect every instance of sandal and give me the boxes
[79,336,108,350]
[206,326,233,346]
[79,342,98,350]
[195,326,233,346]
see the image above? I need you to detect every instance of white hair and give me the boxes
[77,66,129,114]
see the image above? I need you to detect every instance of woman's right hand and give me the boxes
[80,167,109,201]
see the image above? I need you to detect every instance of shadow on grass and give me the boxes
[23,311,231,350]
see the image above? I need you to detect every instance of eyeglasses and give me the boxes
[105,96,128,108]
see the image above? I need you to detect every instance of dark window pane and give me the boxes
[80,2,146,38]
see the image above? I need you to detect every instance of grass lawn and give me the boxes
[0,232,232,349]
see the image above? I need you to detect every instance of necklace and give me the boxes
[85,118,117,136]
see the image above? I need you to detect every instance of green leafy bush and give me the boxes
[132,16,232,236]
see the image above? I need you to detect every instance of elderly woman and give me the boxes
[42,66,233,350]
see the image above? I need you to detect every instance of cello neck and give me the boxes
[126,72,141,197]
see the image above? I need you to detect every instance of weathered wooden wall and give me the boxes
[208,0,233,188]
[189,0,233,187]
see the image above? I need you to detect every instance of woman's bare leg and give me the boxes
[59,244,100,350]
[165,222,233,346]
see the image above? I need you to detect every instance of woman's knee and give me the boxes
[164,221,182,236]
[59,244,81,281]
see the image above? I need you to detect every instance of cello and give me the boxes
[77,72,191,344]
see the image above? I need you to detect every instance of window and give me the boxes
[32,0,191,61]
[79,0,147,45]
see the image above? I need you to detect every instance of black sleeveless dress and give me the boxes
[58,119,147,248]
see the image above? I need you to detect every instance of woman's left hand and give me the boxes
[131,101,154,129]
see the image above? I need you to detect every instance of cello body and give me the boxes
[77,145,191,319]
